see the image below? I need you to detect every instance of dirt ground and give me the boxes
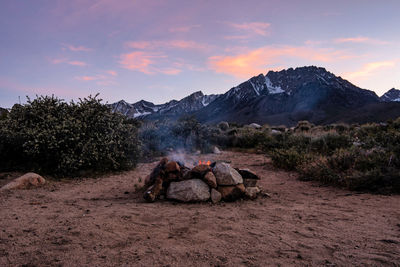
[0,151,399,266]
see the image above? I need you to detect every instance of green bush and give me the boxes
[270,148,311,170]
[0,95,140,177]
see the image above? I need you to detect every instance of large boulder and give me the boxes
[1,173,45,191]
[213,162,243,186]
[217,184,246,201]
[166,179,210,202]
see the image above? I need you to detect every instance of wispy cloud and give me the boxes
[228,22,271,36]
[209,45,349,78]
[334,37,390,45]
[125,40,209,51]
[62,43,92,52]
[169,24,201,33]
[119,51,165,74]
[344,60,396,80]
[50,58,87,67]
[75,71,118,86]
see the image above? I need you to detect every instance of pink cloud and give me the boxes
[209,45,349,78]
[119,51,164,74]
[106,70,118,76]
[68,61,87,66]
[343,61,396,80]
[119,51,184,75]
[50,58,87,67]
[334,37,389,45]
[62,43,92,52]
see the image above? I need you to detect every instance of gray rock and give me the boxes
[245,187,260,199]
[270,129,281,135]
[218,121,229,131]
[248,123,262,129]
[1,173,45,191]
[213,146,221,154]
[210,188,222,203]
[213,162,243,186]
[166,179,210,202]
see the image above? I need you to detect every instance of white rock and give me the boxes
[1,173,45,191]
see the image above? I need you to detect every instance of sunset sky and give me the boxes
[1,0,399,107]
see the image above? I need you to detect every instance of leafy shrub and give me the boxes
[270,148,311,170]
[0,95,140,177]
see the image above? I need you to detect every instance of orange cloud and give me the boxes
[209,46,347,78]
[344,61,396,80]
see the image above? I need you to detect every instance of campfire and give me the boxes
[143,157,261,203]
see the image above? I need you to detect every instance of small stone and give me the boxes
[213,163,243,186]
[203,171,217,188]
[211,189,222,203]
[245,187,260,199]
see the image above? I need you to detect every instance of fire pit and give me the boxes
[143,158,261,203]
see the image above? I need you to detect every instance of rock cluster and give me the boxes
[143,158,261,203]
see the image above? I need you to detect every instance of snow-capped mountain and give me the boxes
[380,88,400,102]
[110,66,400,125]
[110,91,218,119]
[195,66,380,125]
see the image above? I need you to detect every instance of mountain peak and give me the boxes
[381,88,400,102]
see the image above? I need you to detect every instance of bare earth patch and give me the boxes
[0,151,399,266]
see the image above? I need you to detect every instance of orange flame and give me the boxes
[198,160,211,166]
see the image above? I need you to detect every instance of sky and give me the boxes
[1,0,400,108]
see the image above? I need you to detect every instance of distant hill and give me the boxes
[111,66,400,126]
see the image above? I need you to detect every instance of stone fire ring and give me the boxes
[143,158,261,203]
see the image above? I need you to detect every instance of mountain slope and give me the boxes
[380,88,400,102]
[110,91,218,119]
[195,66,380,125]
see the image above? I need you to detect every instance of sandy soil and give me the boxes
[0,151,399,266]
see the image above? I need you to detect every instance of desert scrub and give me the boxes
[0,95,141,177]
[270,148,312,171]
